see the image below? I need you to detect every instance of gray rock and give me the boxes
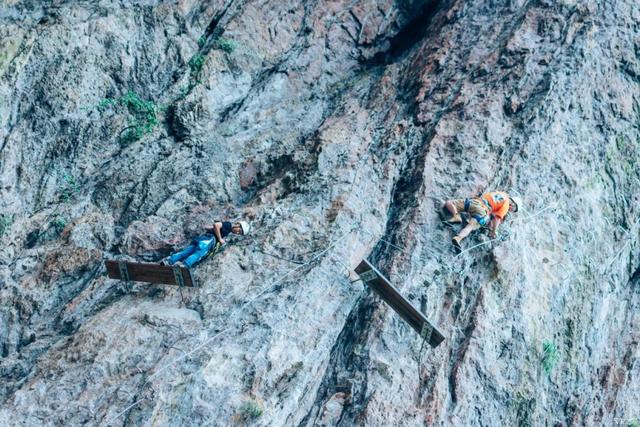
[0,0,638,426]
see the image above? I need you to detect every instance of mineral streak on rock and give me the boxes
[0,0,638,426]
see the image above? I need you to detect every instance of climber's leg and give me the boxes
[168,243,197,265]
[183,241,213,268]
[452,219,482,253]
[443,199,465,223]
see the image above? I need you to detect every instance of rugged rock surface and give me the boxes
[1,0,638,425]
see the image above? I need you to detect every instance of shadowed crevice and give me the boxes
[366,0,447,66]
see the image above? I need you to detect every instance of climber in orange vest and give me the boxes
[441,191,521,253]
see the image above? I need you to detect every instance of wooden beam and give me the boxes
[105,261,195,287]
[355,259,445,348]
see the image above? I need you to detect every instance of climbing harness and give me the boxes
[109,137,389,423]
[106,240,337,424]
[204,241,223,260]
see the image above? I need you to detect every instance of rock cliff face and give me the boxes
[0,0,638,425]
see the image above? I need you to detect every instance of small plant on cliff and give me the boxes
[50,216,67,235]
[542,340,558,376]
[60,173,80,202]
[119,91,158,143]
[0,214,13,238]
[99,91,158,144]
[188,53,206,76]
[238,400,262,420]
[213,36,236,53]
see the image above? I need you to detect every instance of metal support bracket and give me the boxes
[118,261,130,283]
[173,267,185,287]
[420,323,433,344]
[359,269,378,283]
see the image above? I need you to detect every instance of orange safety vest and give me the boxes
[482,191,510,220]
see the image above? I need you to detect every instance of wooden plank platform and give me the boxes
[105,260,195,287]
[355,259,445,348]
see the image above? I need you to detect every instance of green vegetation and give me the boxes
[188,53,206,76]
[238,400,262,420]
[628,418,639,427]
[119,91,158,144]
[24,215,68,247]
[213,36,236,53]
[179,84,192,98]
[50,216,67,235]
[60,173,80,202]
[93,35,236,143]
[120,126,147,145]
[0,213,13,238]
[542,340,558,376]
[98,97,117,109]
[99,91,158,144]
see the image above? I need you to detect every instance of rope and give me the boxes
[106,241,337,425]
[416,333,429,387]
[361,228,440,371]
[453,203,556,257]
[107,190,442,423]
[362,228,409,254]
[454,235,504,257]
[603,217,640,274]
[254,248,307,265]
[107,129,398,424]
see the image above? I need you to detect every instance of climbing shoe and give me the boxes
[443,214,462,224]
[452,236,463,254]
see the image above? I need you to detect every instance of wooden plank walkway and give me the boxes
[355,259,445,347]
[105,260,195,287]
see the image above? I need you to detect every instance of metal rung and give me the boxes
[118,262,130,282]
[173,267,184,287]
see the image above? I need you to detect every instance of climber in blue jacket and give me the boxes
[161,220,251,268]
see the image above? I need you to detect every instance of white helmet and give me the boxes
[238,221,251,235]
[509,196,522,213]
